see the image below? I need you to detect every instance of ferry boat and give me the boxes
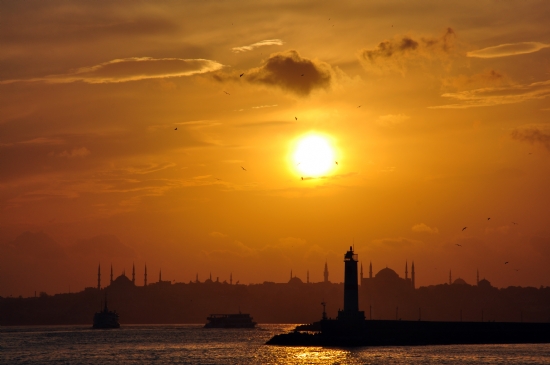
[204,312,257,328]
[93,296,120,329]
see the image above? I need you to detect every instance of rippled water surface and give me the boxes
[2,324,550,364]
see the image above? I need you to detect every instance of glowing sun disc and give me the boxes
[293,135,335,177]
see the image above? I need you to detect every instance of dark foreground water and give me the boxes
[2,324,550,364]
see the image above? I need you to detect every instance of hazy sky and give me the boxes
[1,0,550,297]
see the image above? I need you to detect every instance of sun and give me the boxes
[292,134,336,177]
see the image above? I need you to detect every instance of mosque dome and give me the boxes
[112,274,133,287]
[478,278,492,288]
[288,276,304,285]
[452,278,468,285]
[375,267,400,281]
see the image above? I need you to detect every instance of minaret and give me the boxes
[449,270,452,285]
[230,273,233,285]
[209,272,212,281]
[132,263,135,285]
[477,269,479,286]
[97,264,101,290]
[360,263,364,283]
[144,264,148,286]
[323,262,329,283]
[405,261,409,280]
[196,273,198,283]
[369,261,373,279]
[307,270,309,284]
[290,269,293,280]
[159,269,162,282]
[110,264,113,285]
[411,261,416,289]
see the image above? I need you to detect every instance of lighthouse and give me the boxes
[338,246,365,321]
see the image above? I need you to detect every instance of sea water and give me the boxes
[1,324,550,364]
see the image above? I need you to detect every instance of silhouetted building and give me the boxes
[324,262,329,283]
[361,262,415,291]
[97,264,101,291]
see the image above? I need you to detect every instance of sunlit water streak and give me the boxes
[1,324,550,364]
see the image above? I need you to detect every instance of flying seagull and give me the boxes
[487,218,490,220]
[301,74,304,76]
[295,117,297,120]
[241,166,247,171]
[174,127,177,131]
[224,91,230,95]
[462,227,467,231]
[512,222,518,225]
[240,73,244,77]
[301,177,303,180]
[505,262,509,264]
[357,105,361,108]
[335,161,338,165]
[455,244,462,247]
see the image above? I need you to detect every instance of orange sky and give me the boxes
[1,0,550,297]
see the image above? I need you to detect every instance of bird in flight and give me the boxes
[174,127,177,131]
[357,105,361,108]
[462,227,467,231]
[487,218,490,220]
[215,178,221,181]
[301,74,304,76]
[224,91,230,95]
[505,262,509,264]
[301,177,304,180]
[512,222,518,225]
[241,166,247,171]
[240,73,244,77]
[295,117,297,120]
[455,244,462,247]
[335,161,338,165]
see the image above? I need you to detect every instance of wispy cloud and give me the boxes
[251,104,278,109]
[467,42,550,58]
[232,39,284,53]
[412,223,439,234]
[432,79,550,109]
[57,147,90,158]
[0,137,65,147]
[209,231,228,238]
[377,114,410,127]
[1,57,224,84]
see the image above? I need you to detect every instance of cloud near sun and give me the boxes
[467,42,550,58]
[214,50,333,96]
[0,57,224,84]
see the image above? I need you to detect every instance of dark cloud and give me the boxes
[359,28,456,72]
[511,127,550,151]
[215,50,333,96]
[5,231,66,259]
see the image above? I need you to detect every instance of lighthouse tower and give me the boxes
[338,246,365,321]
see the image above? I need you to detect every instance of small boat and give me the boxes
[204,312,257,328]
[93,295,120,329]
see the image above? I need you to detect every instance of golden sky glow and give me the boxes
[1,0,550,297]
